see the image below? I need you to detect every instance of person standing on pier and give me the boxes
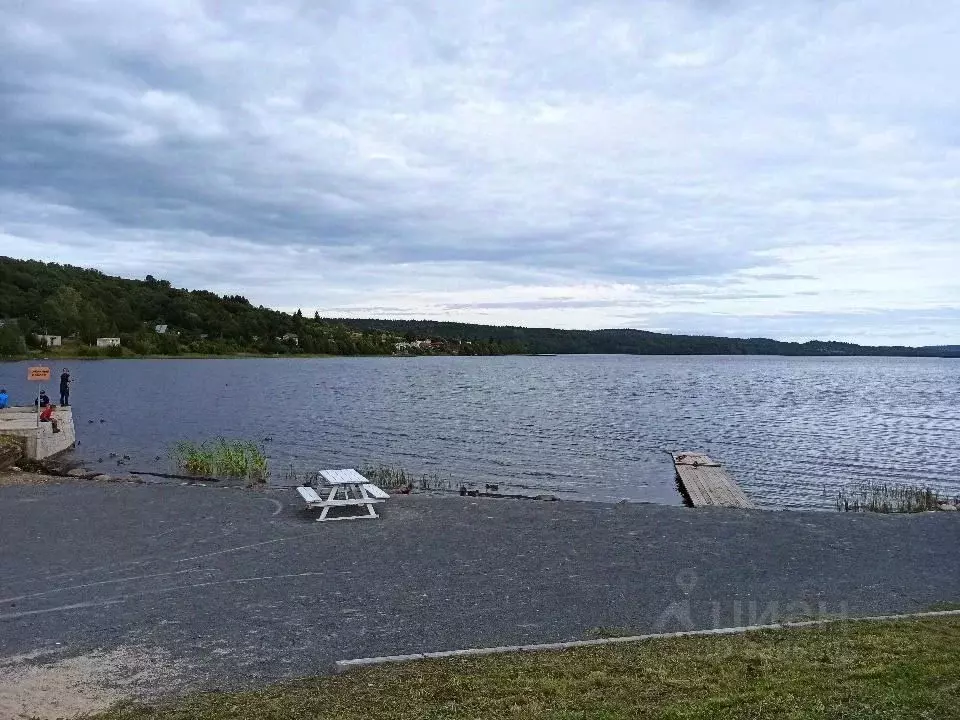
[59,368,71,406]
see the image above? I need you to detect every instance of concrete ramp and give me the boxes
[0,407,76,460]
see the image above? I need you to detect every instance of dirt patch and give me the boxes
[0,471,140,488]
[0,436,24,472]
[0,471,64,487]
[0,646,185,719]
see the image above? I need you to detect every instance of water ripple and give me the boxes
[11,355,956,510]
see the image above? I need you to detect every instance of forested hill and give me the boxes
[0,257,519,356]
[0,256,950,357]
[325,317,942,357]
[0,257,382,356]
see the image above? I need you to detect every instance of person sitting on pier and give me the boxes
[0,387,8,409]
[39,404,60,433]
[34,390,50,408]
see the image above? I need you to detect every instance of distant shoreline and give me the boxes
[0,352,342,361]
[3,258,956,360]
[1,351,957,362]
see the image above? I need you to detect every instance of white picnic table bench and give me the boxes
[297,468,390,522]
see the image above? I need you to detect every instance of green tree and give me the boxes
[157,332,180,355]
[40,286,84,335]
[77,305,107,345]
[0,322,26,356]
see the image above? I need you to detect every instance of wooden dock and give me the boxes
[672,452,755,509]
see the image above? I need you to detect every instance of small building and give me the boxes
[155,324,168,334]
[394,339,433,353]
[96,337,121,348]
[34,334,62,347]
[281,333,299,346]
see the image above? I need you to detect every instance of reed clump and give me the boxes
[173,438,269,482]
[360,464,454,492]
[836,481,957,513]
[275,463,452,492]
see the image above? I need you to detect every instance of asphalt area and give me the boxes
[1,480,958,716]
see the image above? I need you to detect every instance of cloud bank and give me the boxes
[1,0,958,344]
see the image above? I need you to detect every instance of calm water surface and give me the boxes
[2,356,957,509]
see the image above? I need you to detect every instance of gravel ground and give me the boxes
[1,480,958,708]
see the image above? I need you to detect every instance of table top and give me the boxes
[318,468,368,485]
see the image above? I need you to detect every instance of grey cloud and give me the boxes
[629,308,960,346]
[440,288,805,313]
[744,273,818,282]
[0,0,958,344]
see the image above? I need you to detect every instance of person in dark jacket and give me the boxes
[60,368,71,406]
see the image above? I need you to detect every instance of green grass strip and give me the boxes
[94,616,960,719]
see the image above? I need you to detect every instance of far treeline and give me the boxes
[0,257,520,357]
[327,318,957,357]
[0,256,955,358]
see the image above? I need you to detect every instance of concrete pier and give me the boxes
[0,406,76,460]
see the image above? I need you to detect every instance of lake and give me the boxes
[1,355,957,509]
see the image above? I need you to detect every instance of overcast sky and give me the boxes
[1,1,958,345]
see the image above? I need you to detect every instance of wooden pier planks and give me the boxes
[672,452,755,509]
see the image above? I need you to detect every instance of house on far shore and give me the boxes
[34,334,62,347]
[155,324,168,334]
[96,337,121,348]
[281,333,299,346]
[395,339,433,353]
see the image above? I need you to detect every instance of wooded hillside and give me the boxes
[325,318,934,357]
[0,256,949,358]
[0,257,434,356]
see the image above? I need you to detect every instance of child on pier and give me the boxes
[39,404,60,433]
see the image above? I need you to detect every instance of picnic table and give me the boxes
[297,468,390,522]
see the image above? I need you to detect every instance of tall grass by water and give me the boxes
[360,464,454,492]
[173,438,269,482]
[836,481,957,513]
[277,463,454,492]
